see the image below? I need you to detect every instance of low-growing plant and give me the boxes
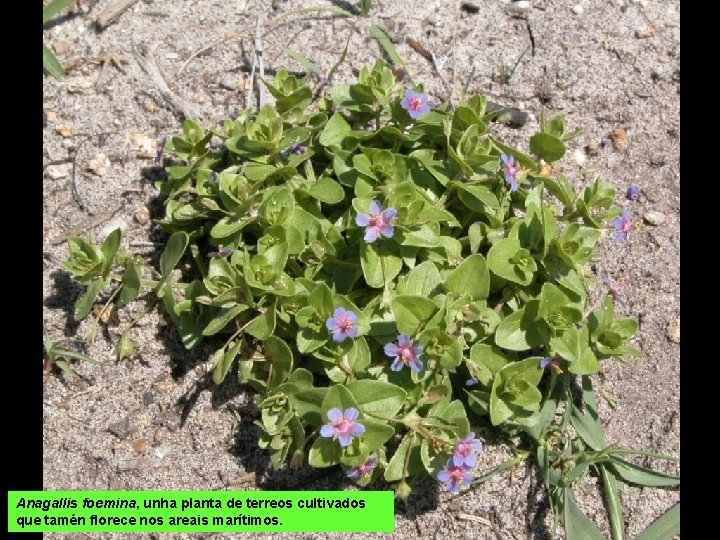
[43,0,74,80]
[63,58,678,537]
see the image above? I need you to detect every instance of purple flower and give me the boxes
[540,357,563,374]
[208,245,233,258]
[501,154,519,192]
[626,186,642,201]
[326,307,359,343]
[311,67,329,85]
[280,143,307,158]
[601,273,627,308]
[228,108,238,121]
[355,201,397,243]
[320,407,365,447]
[384,334,423,373]
[437,460,474,492]
[155,135,169,165]
[613,209,632,243]
[465,377,479,387]
[452,433,483,468]
[347,455,378,480]
[400,89,431,120]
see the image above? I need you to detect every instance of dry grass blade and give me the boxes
[95,0,140,29]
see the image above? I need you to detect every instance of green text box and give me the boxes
[8,491,394,533]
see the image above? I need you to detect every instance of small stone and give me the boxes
[131,438,150,454]
[153,444,172,459]
[219,77,238,91]
[135,206,150,225]
[572,4,584,14]
[53,41,72,55]
[125,132,155,155]
[643,210,666,226]
[573,148,587,166]
[56,124,73,137]
[108,417,131,440]
[87,153,110,175]
[143,391,155,407]
[46,110,58,123]
[611,128,629,152]
[585,141,600,156]
[46,164,71,180]
[62,139,76,151]
[666,320,680,343]
[461,2,480,14]
[505,1,532,14]
[635,27,655,39]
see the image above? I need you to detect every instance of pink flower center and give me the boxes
[333,418,353,436]
[505,163,516,177]
[621,220,631,234]
[455,441,472,458]
[397,344,415,364]
[408,97,424,111]
[448,466,466,483]
[368,212,389,230]
[356,462,372,475]
[336,316,354,334]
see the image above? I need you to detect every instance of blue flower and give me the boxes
[400,89,431,120]
[613,209,632,243]
[452,433,483,468]
[325,308,359,343]
[355,201,397,243]
[384,334,423,373]
[501,154,519,192]
[437,459,474,492]
[320,407,365,447]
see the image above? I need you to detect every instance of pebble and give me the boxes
[219,77,238,91]
[131,438,150,454]
[572,4,584,14]
[585,141,600,156]
[643,210,666,226]
[143,391,155,407]
[53,41,72,55]
[46,164,71,180]
[46,110,58,123]
[135,206,150,225]
[635,27,655,39]
[87,152,110,175]
[573,148,587,166]
[56,124,73,137]
[666,319,680,343]
[505,1,532,14]
[108,416,131,440]
[611,128,629,152]
[153,444,172,459]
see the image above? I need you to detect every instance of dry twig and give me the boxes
[95,0,139,29]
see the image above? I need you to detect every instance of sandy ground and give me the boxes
[43,0,679,538]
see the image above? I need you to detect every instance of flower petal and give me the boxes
[326,318,338,331]
[346,310,359,323]
[379,224,394,238]
[369,200,381,214]
[355,213,370,227]
[390,358,403,371]
[364,228,380,243]
[382,208,397,221]
[332,330,347,343]
[384,343,399,357]
[350,423,365,437]
[346,326,358,339]
[344,407,360,421]
[464,454,477,468]
[437,470,450,483]
[327,408,343,423]
[338,435,353,447]
[397,334,411,346]
[320,424,335,438]
[410,358,423,373]
[334,307,347,318]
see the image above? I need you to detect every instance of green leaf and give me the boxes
[118,259,141,307]
[634,503,679,540]
[360,241,402,289]
[609,457,680,487]
[308,436,342,468]
[347,380,407,418]
[570,376,607,451]
[157,231,189,296]
[114,334,135,361]
[74,278,105,321]
[279,45,319,73]
[43,43,66,80]
[468,343,508,385]
[445,254,490,300]
[530,132,566,163]
[369,24,405,68]
[384,433,414,482]
[564,489,606,540]
[322,384,361,416]
[599,464,625,540]
[319,112,352,147]
[100,229,122,279]
[212,340,242,385]
[308,176,345,204]
[360,417,396,451]
[391,295,438,334]
[289,388,327,426]
[401,261,442,297]
[494,302,548,351]
[43,0,73,24]
[488,238,536,286]
[245,301,278,340]
[264,336,294,390]
[202,304,248,336]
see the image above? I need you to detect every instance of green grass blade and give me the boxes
[43,0,73,25]
[279,45,319,74]
[327,29,353,82]
[633,503,679,540]
[369,24,405,68]
[609,456,680,488]
[599,464,625,540]
[43,43,66,80]
[564,489,606,540]
[360,0,372,17]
